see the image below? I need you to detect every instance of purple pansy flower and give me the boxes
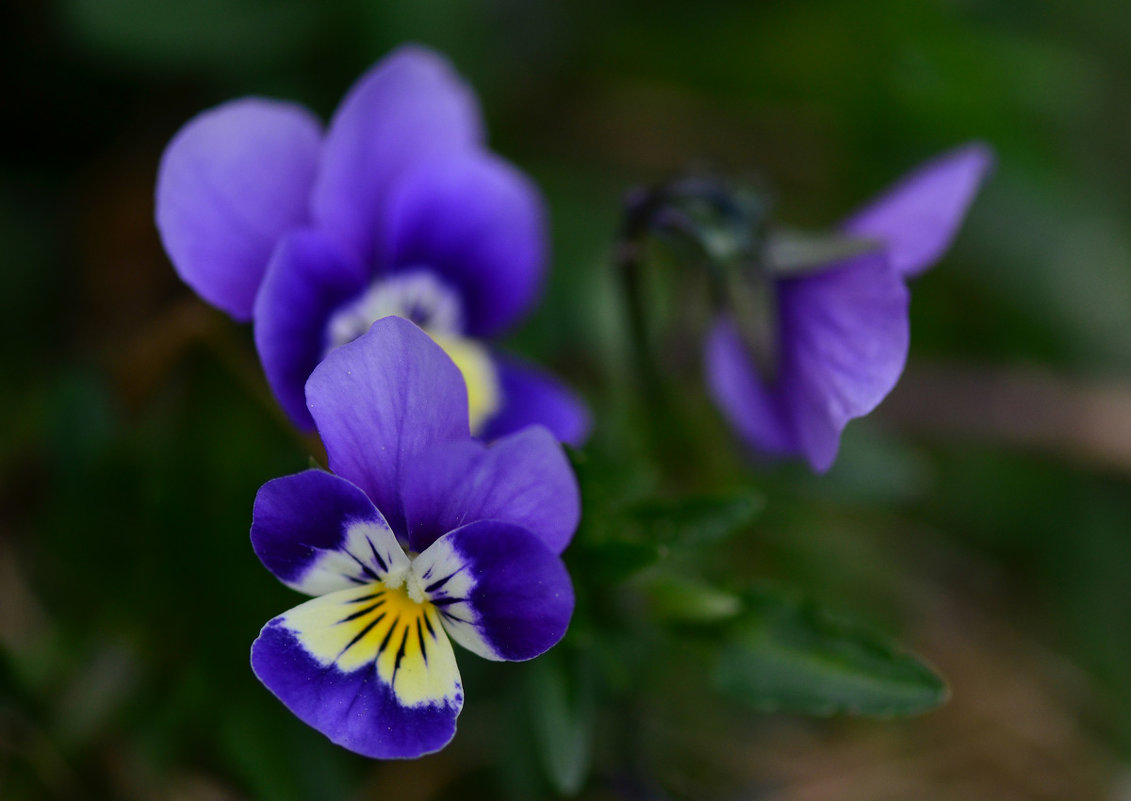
[156,45,588,445]
[706,144,993,472]
[250,316,578,758]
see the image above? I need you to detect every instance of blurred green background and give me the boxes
[4,1,1131,799]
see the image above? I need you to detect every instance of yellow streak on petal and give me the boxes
[282,583,461,707]
[428,331,500,435]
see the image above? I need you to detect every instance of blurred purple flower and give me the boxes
[156,46,588,444]
[250,317,578,758]
[706,144,993,471]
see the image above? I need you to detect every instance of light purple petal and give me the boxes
[479,356,591,447]
[311,45,484,267]
[155,98,322,320]
[253,229,369,429]
[252,588,462,759]
[412,521,573,662]
[706,319,795,458]
[842,143,993,279]
[306,317,469,537]
[251,470,408,596]
[401,427,579,555]
[707,253,909,472]
[383,153,546,337]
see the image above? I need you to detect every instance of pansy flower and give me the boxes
[706,144,992,471]
[156,45,588,444]
[250,316,578,758]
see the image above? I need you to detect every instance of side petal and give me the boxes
[306,316,469,537]
[252,583,462,759]
[253,229,369,429]
[705,318,796,458]
[842,143,993,279]
[383,153,546,337]
[311,45,484,267]
[707,254,909,473]
[155,98,322,320]
[479,356,591,447]
[401,427,579,555]
[412,521,573,662]
[251,470,409,596]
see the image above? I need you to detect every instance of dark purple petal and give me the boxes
[251,612,461,759]
[413,521,573,662]
[383,153,546,337]
[842,143,993,279]
[306,317,469,537]
[401,427,579,554]
[707,253,909,472]
[479,356,591,447]
[253,229,369,429]
[251,470,408,595]
[155,98,321,320]
[311,46,484,268]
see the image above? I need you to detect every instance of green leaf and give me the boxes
[713,586,947,717]
[526,653,594,797]
[629,489,764,548]
[643,575,742,624]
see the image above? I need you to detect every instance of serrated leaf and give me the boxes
[527,653,594,797]
[629,489,764,548]
[713,587,947,717]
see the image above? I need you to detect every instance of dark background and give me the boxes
[3,1,1131,798]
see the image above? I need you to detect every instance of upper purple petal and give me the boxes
[155,98,322,320]
[400,426,580,555]
[479,355,591,447]
[842,143,993,279]
[305,316,469,536]
[310,46,484,268]
[382,153,547,337]
[413,520,574,662]
[254,228,369,429]
[707,253,909,472]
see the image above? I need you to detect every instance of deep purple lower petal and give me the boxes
[253,229,370,429]
[155,98,321,320]
[479,356,590,447]
[413,521,573,662]
[400,427,579,555]
[251,616,460,759]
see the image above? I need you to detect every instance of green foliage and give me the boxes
[713,586,947,717]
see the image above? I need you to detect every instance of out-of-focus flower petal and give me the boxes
[252,583,462,759]
[254,229,369,429]
[842,143,993,279]
[305,317,469,537]
[401,427,579,554]
[251,469,408,596]
[383,153,546,337]
[412,521,573,662]
[311,45,484,267]
[707,253,909,472]
[480,356,591,446]
[155,98,321,320]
